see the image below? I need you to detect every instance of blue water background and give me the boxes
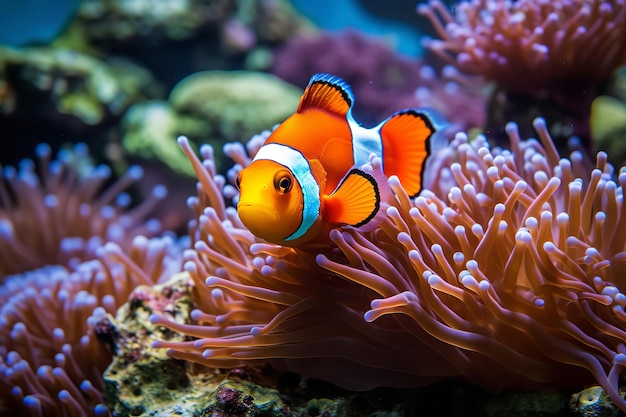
[0,0,81,45]
[291,0,425,56]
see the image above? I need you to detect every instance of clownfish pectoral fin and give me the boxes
[379,109,438,197]
[297,73,354,118]
[325,169,380,228]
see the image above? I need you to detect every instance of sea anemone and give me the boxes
[418,0,626,93]
[0,234,184,416]
[0,142,167,278]
[151,121,626,412]
[418,0,626,155]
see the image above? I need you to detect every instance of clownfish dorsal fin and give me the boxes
[325,169,380,227]
[297,73,354,118]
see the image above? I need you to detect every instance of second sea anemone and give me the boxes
[0,142,167,278]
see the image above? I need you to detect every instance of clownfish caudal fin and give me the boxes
[325,169,380,228]
[297,73,354,117]
[379,109,437,197]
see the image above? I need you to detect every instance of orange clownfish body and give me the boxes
[236,73,443,247]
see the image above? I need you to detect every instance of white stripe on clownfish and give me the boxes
[252,143,320,241]
[348,114,384,170]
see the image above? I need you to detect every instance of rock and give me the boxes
[570,385,626,417]
[103,272,348,416]
[103,272,202,416]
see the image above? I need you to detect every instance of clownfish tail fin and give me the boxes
[297,73,354,117]
[379,109,444,197]
[325,169,381,229]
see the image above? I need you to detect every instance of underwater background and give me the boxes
[1,0,626,416]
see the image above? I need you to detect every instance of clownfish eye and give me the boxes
[274,170,293,194]
[235,173,241,190]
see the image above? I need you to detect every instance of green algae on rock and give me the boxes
[103,272,200,416]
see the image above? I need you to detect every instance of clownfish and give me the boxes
[236,73,442,247]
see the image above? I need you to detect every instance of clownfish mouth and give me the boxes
[237,203,280,233]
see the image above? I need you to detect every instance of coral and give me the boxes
[121,101,190,175]
[0,46,160,169]
[418,0,626,154]
[76,0,233,42]
[0,142,166,278]
[73,0,306,46]
[64,0,311,88]
[0,234,184,416]
[271,30,487,129]
[168,70,302,143]
[121,70,303,176]
[151,121,626,413]
[0,46,156,127]
[0,137,184,416]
